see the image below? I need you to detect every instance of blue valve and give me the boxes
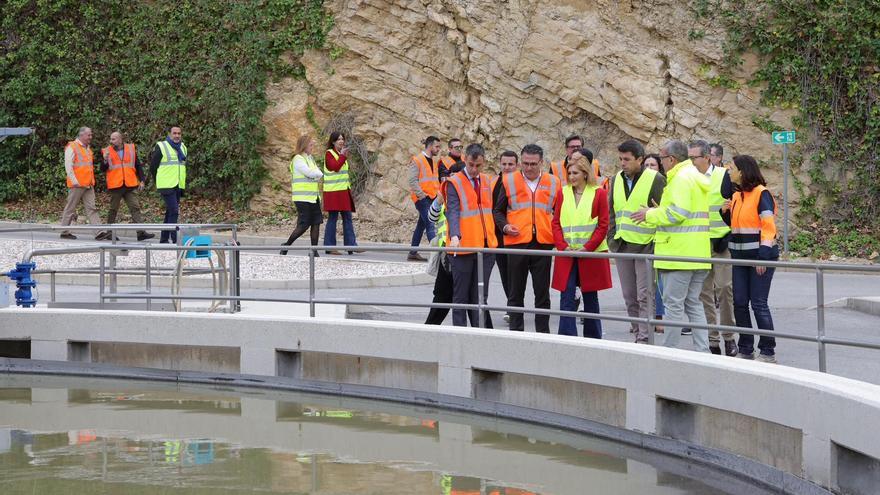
[4,261,37,308]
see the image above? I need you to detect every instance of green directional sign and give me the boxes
[772,131,796,144]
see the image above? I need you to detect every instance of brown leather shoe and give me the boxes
[407,253,427,262]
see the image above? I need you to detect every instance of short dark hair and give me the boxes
[167,125,181,133]
[644,153,665,176]
[732,155,767,192]
[500,150,518,162]
[424,136,440,147]
[465,143,485,159]
[564,134,582,147]
[688,139,710,157]
[521,143,544,160]
[577,147,594,164]
[326,131,343,151]
[710,143,724,157]
[448,138,461,147]
[617,139,645,158]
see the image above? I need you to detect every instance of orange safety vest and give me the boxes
[502,171,559,245]
[439,155,461,175]
[66,141,94,188]
[549,158,607,189]
[409,153,439,202]
[102,143,139,189]
[730,185,778,254]
[446,171,498,254]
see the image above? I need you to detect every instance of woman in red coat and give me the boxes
[551,151,613,338]
[323,132,361,254]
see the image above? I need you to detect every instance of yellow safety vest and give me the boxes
[612,168,657,245]
[155,141,187,189]
[560,184,608,251]
[322,148,350,192]
[643,160,711,270]
[290,154,320,203]
[708,166,731,239]
[435,205,448,247]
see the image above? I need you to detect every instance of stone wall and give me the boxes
[253,0,793,241]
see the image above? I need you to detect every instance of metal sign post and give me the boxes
[772,131,796,257]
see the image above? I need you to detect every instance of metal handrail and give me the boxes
[13,241,880,375]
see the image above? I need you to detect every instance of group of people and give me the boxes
[411,135,780,363]
[60,125,188,244]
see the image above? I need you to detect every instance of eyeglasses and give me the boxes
[451,145,463,150]
[688,155,705,160]
[659,155,671,161]
[566,144,581,150]
[521,161,541,167]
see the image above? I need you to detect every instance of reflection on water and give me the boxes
[0,376,768,494]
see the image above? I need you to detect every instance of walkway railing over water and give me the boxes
[5,224,880,375]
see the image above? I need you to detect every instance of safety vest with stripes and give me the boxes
[102,144,139,189]
[643,160,711,270]
[612,168,657,245]
[66,141,94,188]
[410,154,439,202]
[446,171,497,254]
[439,155,462,175]
[290,154,320,203]
[435,205,448,247]
[322,148,350,192]
[708,166,731,238]
[502,171,559,245]
[155,140,187,189]
[730,185,777,257]
[560,184,608,251]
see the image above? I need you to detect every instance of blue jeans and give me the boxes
[160,188,181,243]
[409,197,435,255]
[558,268,602,338]
[655,278,665,316]
[324,211,357,248]
[733,265,776,356]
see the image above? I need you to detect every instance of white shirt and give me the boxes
[525,176,539,192]
[292,154,323,179]
[64,138,87,187]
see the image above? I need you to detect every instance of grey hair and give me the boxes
[77,127,91,137]
[662,140,688,162]
[688,139,710,158]
[465,143,485,159]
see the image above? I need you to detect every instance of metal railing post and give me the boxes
[309,246,316,317]
[227,245,236,314]
[98,248,105,309]
[109,232,117,303]
[50,272,56,303]
[646,257,656,345]
[234,246,241,313]
[816,267,827,373]
[476,251,484,328]
[145,249,152,311]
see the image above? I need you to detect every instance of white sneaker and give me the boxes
[756,354,777,364]
[503,313,510,323]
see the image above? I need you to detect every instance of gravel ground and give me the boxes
[0,239,425,280]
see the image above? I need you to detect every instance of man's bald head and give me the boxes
[109,131,123,148]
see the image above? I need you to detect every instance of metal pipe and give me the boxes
[98,248,105,309]
[646,259,655,345]
[476,251,484,329]
[308,247,316,318]
[50,272,56,303]
[145,249,152,311]
[817,268,827,372]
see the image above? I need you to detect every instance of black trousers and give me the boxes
[507,245,553,333]
[496,253,511,302]
[425,256,454,325]
[451,253,495,328]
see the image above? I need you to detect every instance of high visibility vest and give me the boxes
[730,185,777,256]
[446,171,497,254]
[439,155,461,175]
[549,158,607,189]
[409,154,439,202]
[502,171,559,245]
[612,168,657,245]
[66,141,94,188]
[560,184,608,251]
[290,154,320,203]
[155,140,187,189]
[102,144,139,189]
[707,166,731,238]
[643,160,711,270]
[435,204,448,247]
[323,148,350,192]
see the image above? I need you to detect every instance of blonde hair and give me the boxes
[295,135,314,155]
[567,155,597,186]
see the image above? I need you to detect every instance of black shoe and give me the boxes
[60,232,77,240]
[724,340,739,357]
[407,253,427,262]
[137,232,156,241]
[279,250,288,255]
[710,345,722,355]
[681,328,693,335]
[95,231,111,241]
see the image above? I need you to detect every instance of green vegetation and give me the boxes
[694,0,880,256]
[0,0,332,208]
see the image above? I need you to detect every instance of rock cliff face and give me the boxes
[253,0,792,241]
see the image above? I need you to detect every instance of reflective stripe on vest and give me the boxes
[708,166,731,238]
[502,171,558,245]
[410,154,439,202]
[646,161,711,270]
[102,143,139,189]
[323,149,350,192]
[446,172,497,254]
[730,185,777,254]
[560,184,608,251]
[66,141,94,188]
[435,205,448,247]
[155,141,187,189]
[612,168,657,245]
[290,154,320,203]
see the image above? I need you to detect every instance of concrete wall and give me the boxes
[2,308,880,494]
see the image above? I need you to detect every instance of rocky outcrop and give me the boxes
[254,0,793,241]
